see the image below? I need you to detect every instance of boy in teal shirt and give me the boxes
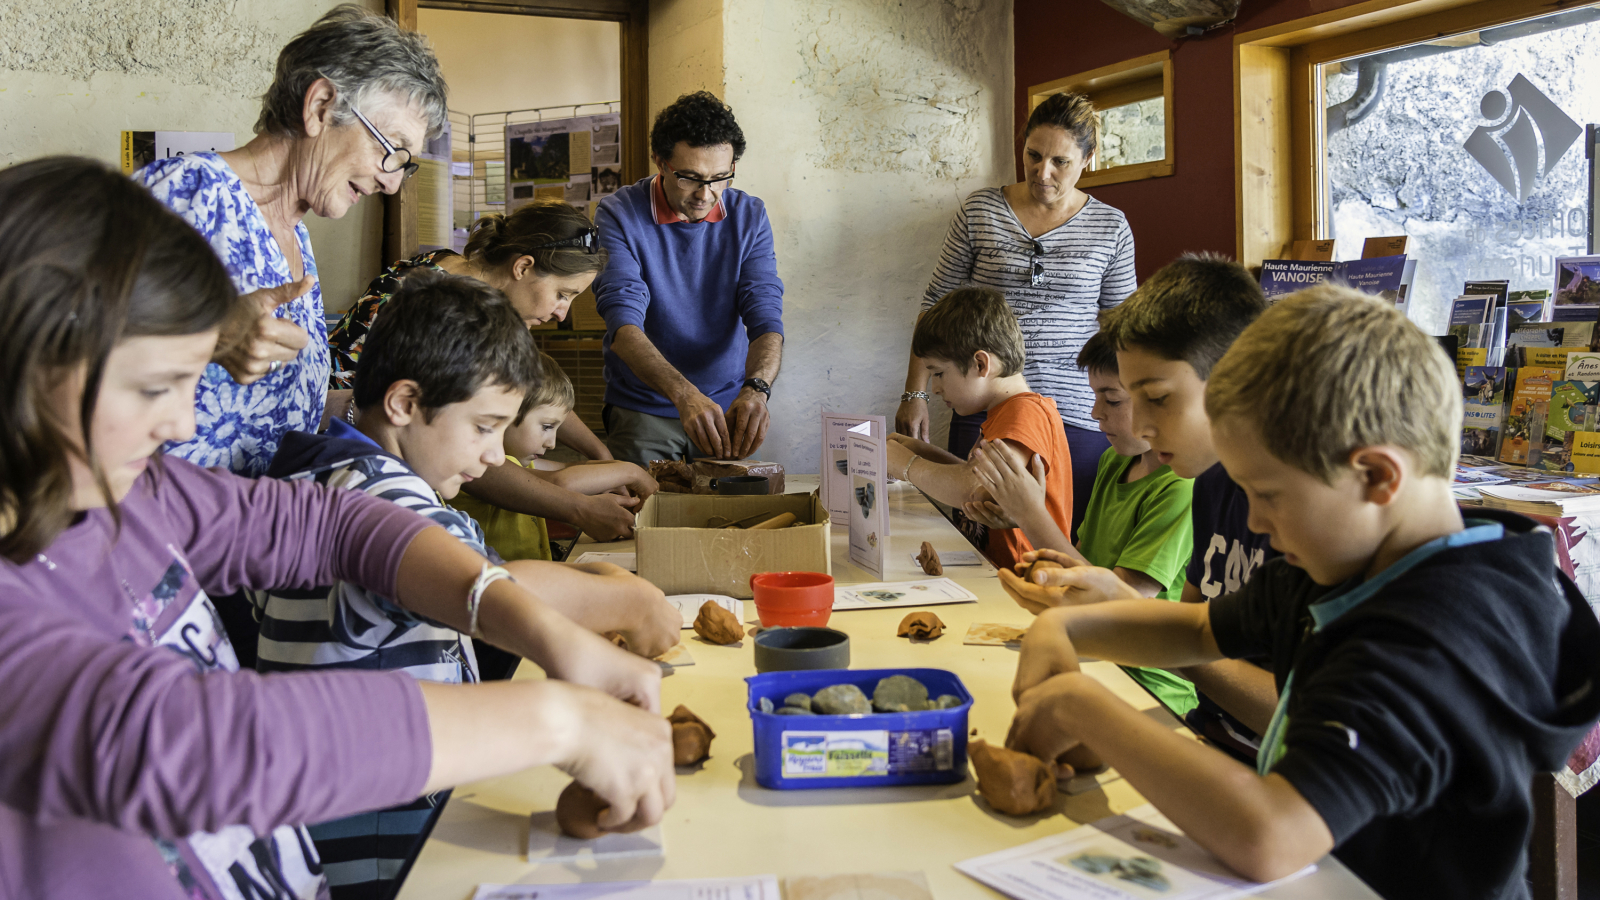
[971,332,1196,713]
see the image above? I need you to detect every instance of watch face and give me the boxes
[746,378,771,392]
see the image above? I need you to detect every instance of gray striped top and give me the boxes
[921,188,1136,431]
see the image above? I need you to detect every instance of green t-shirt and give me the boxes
[1077,447,1198,715]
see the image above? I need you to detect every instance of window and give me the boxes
[1236,0,1600,333]
[1030,50,1174,188]
[1319,8,1600,330]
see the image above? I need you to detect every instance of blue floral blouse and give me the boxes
[135,153,329,477]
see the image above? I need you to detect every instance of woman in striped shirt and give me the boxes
[896,92,1136,536]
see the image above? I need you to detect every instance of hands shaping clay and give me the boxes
[916,541,943,576]
[1018,557,1065,584]
[555,781,611,839]
[897,611,945,640]
[668,704,715,765]
[969,739,1056,816]
[693,600,745,644]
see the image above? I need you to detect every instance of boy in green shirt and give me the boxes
[971,332,1196,713]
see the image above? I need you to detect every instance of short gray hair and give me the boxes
[256,4,448,141]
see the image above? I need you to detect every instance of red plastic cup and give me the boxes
[750,571,835,628]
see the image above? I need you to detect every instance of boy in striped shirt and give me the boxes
[255,271,679,899]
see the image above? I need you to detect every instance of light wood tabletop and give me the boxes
[397,477,1378,900]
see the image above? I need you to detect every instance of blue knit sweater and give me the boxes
[593,176,785,417]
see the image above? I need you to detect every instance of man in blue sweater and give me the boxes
[594,91,785,465]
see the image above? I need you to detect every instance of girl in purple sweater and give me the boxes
[0,157,676,900]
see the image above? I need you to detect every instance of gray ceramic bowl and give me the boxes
[753,627,850,673]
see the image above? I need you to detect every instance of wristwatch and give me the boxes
[901,390,930,403]
[743,377,772,399]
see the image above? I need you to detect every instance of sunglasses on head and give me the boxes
[532,226,600,254]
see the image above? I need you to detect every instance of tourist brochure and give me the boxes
[822,411,887,526]
[1461,366,1507,459]
[833,577,978,611]
[473,876,779,900]
[1570,353,1600,380]
[1477,483,1600,516]
[955,805,1315,900]
[1257,255,1409,303]
[846,425,888,579]
[1555,255,1600,307]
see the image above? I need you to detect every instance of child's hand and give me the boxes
[999,562,1140,614]
[971,439,1047,520]
[563,564,681,659]
[1012,607,1082,698]
[961,499,1018,530]
[549,682,677,832]
[542,628,665,713]
[886,435,917,481]
[1007,671,1099,773]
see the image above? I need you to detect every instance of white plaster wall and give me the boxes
[418,10,619,117]
[0,0,388,313]
[649,0,726,121]
[721,0,1015,472]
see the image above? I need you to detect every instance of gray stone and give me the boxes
[783,692,813,711]
[812,683,872,715]
[774,706,816,716]
[933,694,963,709]
[872,674,930,712]
[758,697,774,714]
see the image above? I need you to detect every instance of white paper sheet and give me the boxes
[833,578,979,610]
[522,813,664,866]
[666,593,742,628]
[474,876,780,900]
[956,805,1313,900]
[571,551,637,571]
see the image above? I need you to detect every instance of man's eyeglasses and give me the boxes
[350,106,419,180]
[665,161,735,190]
[532,226,601,255]
[1028,239,1046,287]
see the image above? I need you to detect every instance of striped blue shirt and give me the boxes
[921,188,1136,430]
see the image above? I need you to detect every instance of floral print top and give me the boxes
[134,153,329,477]
[326,248,459,390]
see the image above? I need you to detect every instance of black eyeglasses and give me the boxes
[665,161,735,190]
[1028,239,1046,286]
[532,226,600,254]
[350,106,419,180]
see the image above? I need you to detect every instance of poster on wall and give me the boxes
[505,113,620,217]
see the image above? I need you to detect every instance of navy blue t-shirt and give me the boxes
[1185,463,1279,598]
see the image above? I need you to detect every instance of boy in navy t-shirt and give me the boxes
[1008,285,1600,898]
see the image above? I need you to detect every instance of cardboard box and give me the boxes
[636,490,831,598]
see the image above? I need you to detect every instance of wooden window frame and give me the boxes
[1233,0,1592,265]
[384,0,647,262]
[1028,50,1174,188]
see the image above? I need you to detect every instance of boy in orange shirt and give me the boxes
[887,287,1073,570]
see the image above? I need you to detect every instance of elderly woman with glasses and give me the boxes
[134,4,447,477]
[894,91,1137,540]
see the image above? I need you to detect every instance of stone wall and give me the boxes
[718,0,1015,471]
[0,0,386,312]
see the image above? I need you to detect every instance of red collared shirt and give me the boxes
[649,173,726,225]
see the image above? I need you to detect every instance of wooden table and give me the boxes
[398,478,1378,899]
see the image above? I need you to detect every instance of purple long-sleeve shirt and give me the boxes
[0,458,435,900]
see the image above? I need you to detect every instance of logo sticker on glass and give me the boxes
[1465,74,1581,203]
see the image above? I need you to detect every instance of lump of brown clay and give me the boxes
[970,739,1056,816]
[916,541,943,576]
[601,631,628,648]
[556,781,611,839]
[1019,558,1065,584]
[693,600,745,644]
[667,704,716,765]
[897,611,945,640]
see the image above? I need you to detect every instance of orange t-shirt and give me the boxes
[978,392,1074,570]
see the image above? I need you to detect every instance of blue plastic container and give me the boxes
[746,667,973,789]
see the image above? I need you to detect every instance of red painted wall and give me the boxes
[1014,0,1369,280]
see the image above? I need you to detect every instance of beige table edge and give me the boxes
[398,476,1374,900]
